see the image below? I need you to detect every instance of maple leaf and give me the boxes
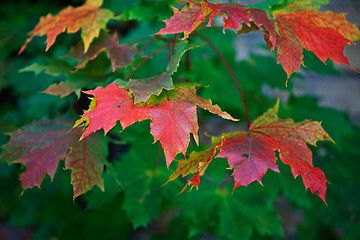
[126,73,173,103]
[156,1,276,48]
[270,4,360,78]
[155,0,212,39]
[66,33,138,71]
[65,134,107,199]
[147,83,237,167]
[75,82,237,167]
[217,100,334,203]
[1,119,82,190]
[19,0,116,54]
[126,41,198,103]
[166,137,223,191]
[74,82,148,140]
[205,2,277,49]
[42,82,74,98]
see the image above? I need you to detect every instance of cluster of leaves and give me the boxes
[1,0,360,239]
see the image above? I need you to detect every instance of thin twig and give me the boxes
[195,33,250,130]
[124,44,169,81]
[138,38,156,52]
[126,36,154,45]
[171,34,177,58]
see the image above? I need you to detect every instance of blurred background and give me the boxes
[0,0,359,239]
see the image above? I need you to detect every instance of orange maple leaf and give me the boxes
[19,0,116,54]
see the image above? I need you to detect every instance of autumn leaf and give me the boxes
[19,0,116,54]
[75,82,237,167]
[155,0,212,39]
[42,82,74,98]
[147,83,237,167]
[66,33,138,71]
[126,41,198,103]
[270,3,360,78]
[126,73,173,103]
[65,134,107,199]
[166,137,223,191]
[156,1,276,48]
[205,2,276,48]
[217,100,333,203]
[1,119,82,190]
[74,82,148,140]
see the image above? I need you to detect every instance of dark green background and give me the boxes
[1,0,359,239]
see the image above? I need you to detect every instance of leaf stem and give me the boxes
[195,33,250,130]
[138,38,156,52]
[124,44,169,81]
[155,142,162,169]
[126,36,169,46]
[171,34,177,58]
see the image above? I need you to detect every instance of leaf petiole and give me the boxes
[194,33,250,130]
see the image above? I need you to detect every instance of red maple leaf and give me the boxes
[205,2,276,48]
[156,1,276,48]
[147,83,237,167]
[155,0,212,39]
[270,6,360,78]
[19,0,116,54]
[1,119,82,190]
[75,82,237,167]
[74,82,147,140]
[217,100,334,203]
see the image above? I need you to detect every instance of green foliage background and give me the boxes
[0,0,359,239]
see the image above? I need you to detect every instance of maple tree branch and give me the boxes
[124,44,169,81]
[195,33,250,130]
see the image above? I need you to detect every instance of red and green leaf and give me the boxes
[217,100,334,203]
[126,41,198,103]
[65,134,107,199]
[1,119,82,190]
[166,137,223,191]
[19,0,116,54]
[75,82,237,167]
[2,119,109,198]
